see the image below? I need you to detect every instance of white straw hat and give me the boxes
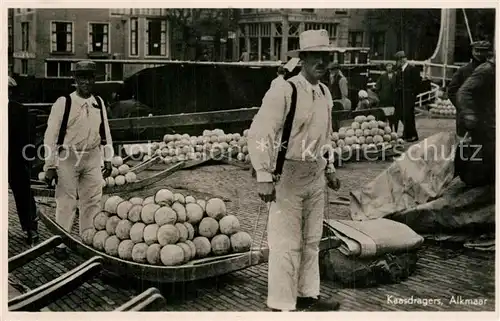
[287,29,335,58]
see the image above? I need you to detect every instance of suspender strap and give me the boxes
[93,96,107,145]
[319,83,326,95]
[56,95,72,146]
[56,94,108,147]
[273,81,297,178]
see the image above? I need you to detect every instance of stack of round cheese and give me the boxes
[142,129,251,165]
[83,190,252,266]
[429,98,456,117]
[103,156,137,188]
[331,115,404,161]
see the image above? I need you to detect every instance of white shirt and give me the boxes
[402,62,409,72]
[270,75,286,88]
[44,91,114,168]
[247,73,336,183]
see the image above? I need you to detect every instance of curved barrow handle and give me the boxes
[114,287,166,311]
[8,235,63,273]
[8,256,103,312]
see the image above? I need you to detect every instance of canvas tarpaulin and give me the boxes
[350,132,458,221]
[324,219,424,258]
[388,178,495,234]
[348,131,495,238]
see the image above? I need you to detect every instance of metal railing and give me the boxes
[365,81,439,109]
[371,59,460,87]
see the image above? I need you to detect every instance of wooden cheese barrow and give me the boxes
[36,207,341,284]
[30,148,224,198]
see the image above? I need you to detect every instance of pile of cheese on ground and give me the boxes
[83,190,252,266]
[103,156,137,188]
[331,115,404,160]
[128,129,251,165]
[37,156,137,188]
[429,98,456,116]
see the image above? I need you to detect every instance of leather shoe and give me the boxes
[26,230,39,245]
[296,297,340,311]
[405,137,419,143]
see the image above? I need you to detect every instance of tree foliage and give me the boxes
[165,9,240,61]
[363,9,441,59]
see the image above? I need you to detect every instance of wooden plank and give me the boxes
[108,108,260,131]
[217,152,252,170]
[332,107,394,122]
[129,156,163,174]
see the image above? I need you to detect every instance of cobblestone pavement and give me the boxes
[7,118,496,311]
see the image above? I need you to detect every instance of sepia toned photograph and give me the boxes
[6,7,496,313]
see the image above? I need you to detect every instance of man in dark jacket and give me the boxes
[8,76,39,245]
[456,53,495,187]
[327,62,351,110]
[447,41,492,137]
[394,51,421,142]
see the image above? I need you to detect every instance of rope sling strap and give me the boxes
[251,81,328,264]
[56,94,107,151]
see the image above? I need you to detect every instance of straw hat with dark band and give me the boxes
[286,29,335,58]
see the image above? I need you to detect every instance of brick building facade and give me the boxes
[10,8,477,80]
[236,9,351,61]
[11,8,171,79]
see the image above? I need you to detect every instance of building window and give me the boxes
[46,61,73,78]
[335,9,348,14]
[301,9,314,13]
[89,23,109,53]
[21,59,28,75]
[133,9,166,16]
[348,31,364,47]
[95,63,107,81]
[370,32,385,57]
[146,19,167,57]
[110,8,132,16]
[51,22,73,53]
[21,22,29,51]
[130,18,138,56]
[304,23,338,39]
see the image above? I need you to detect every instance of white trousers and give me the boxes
[267,159,326,311]
[55,147,103,236]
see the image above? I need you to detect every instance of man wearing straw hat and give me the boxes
[43,60,114,258]
[248,29,341,312]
